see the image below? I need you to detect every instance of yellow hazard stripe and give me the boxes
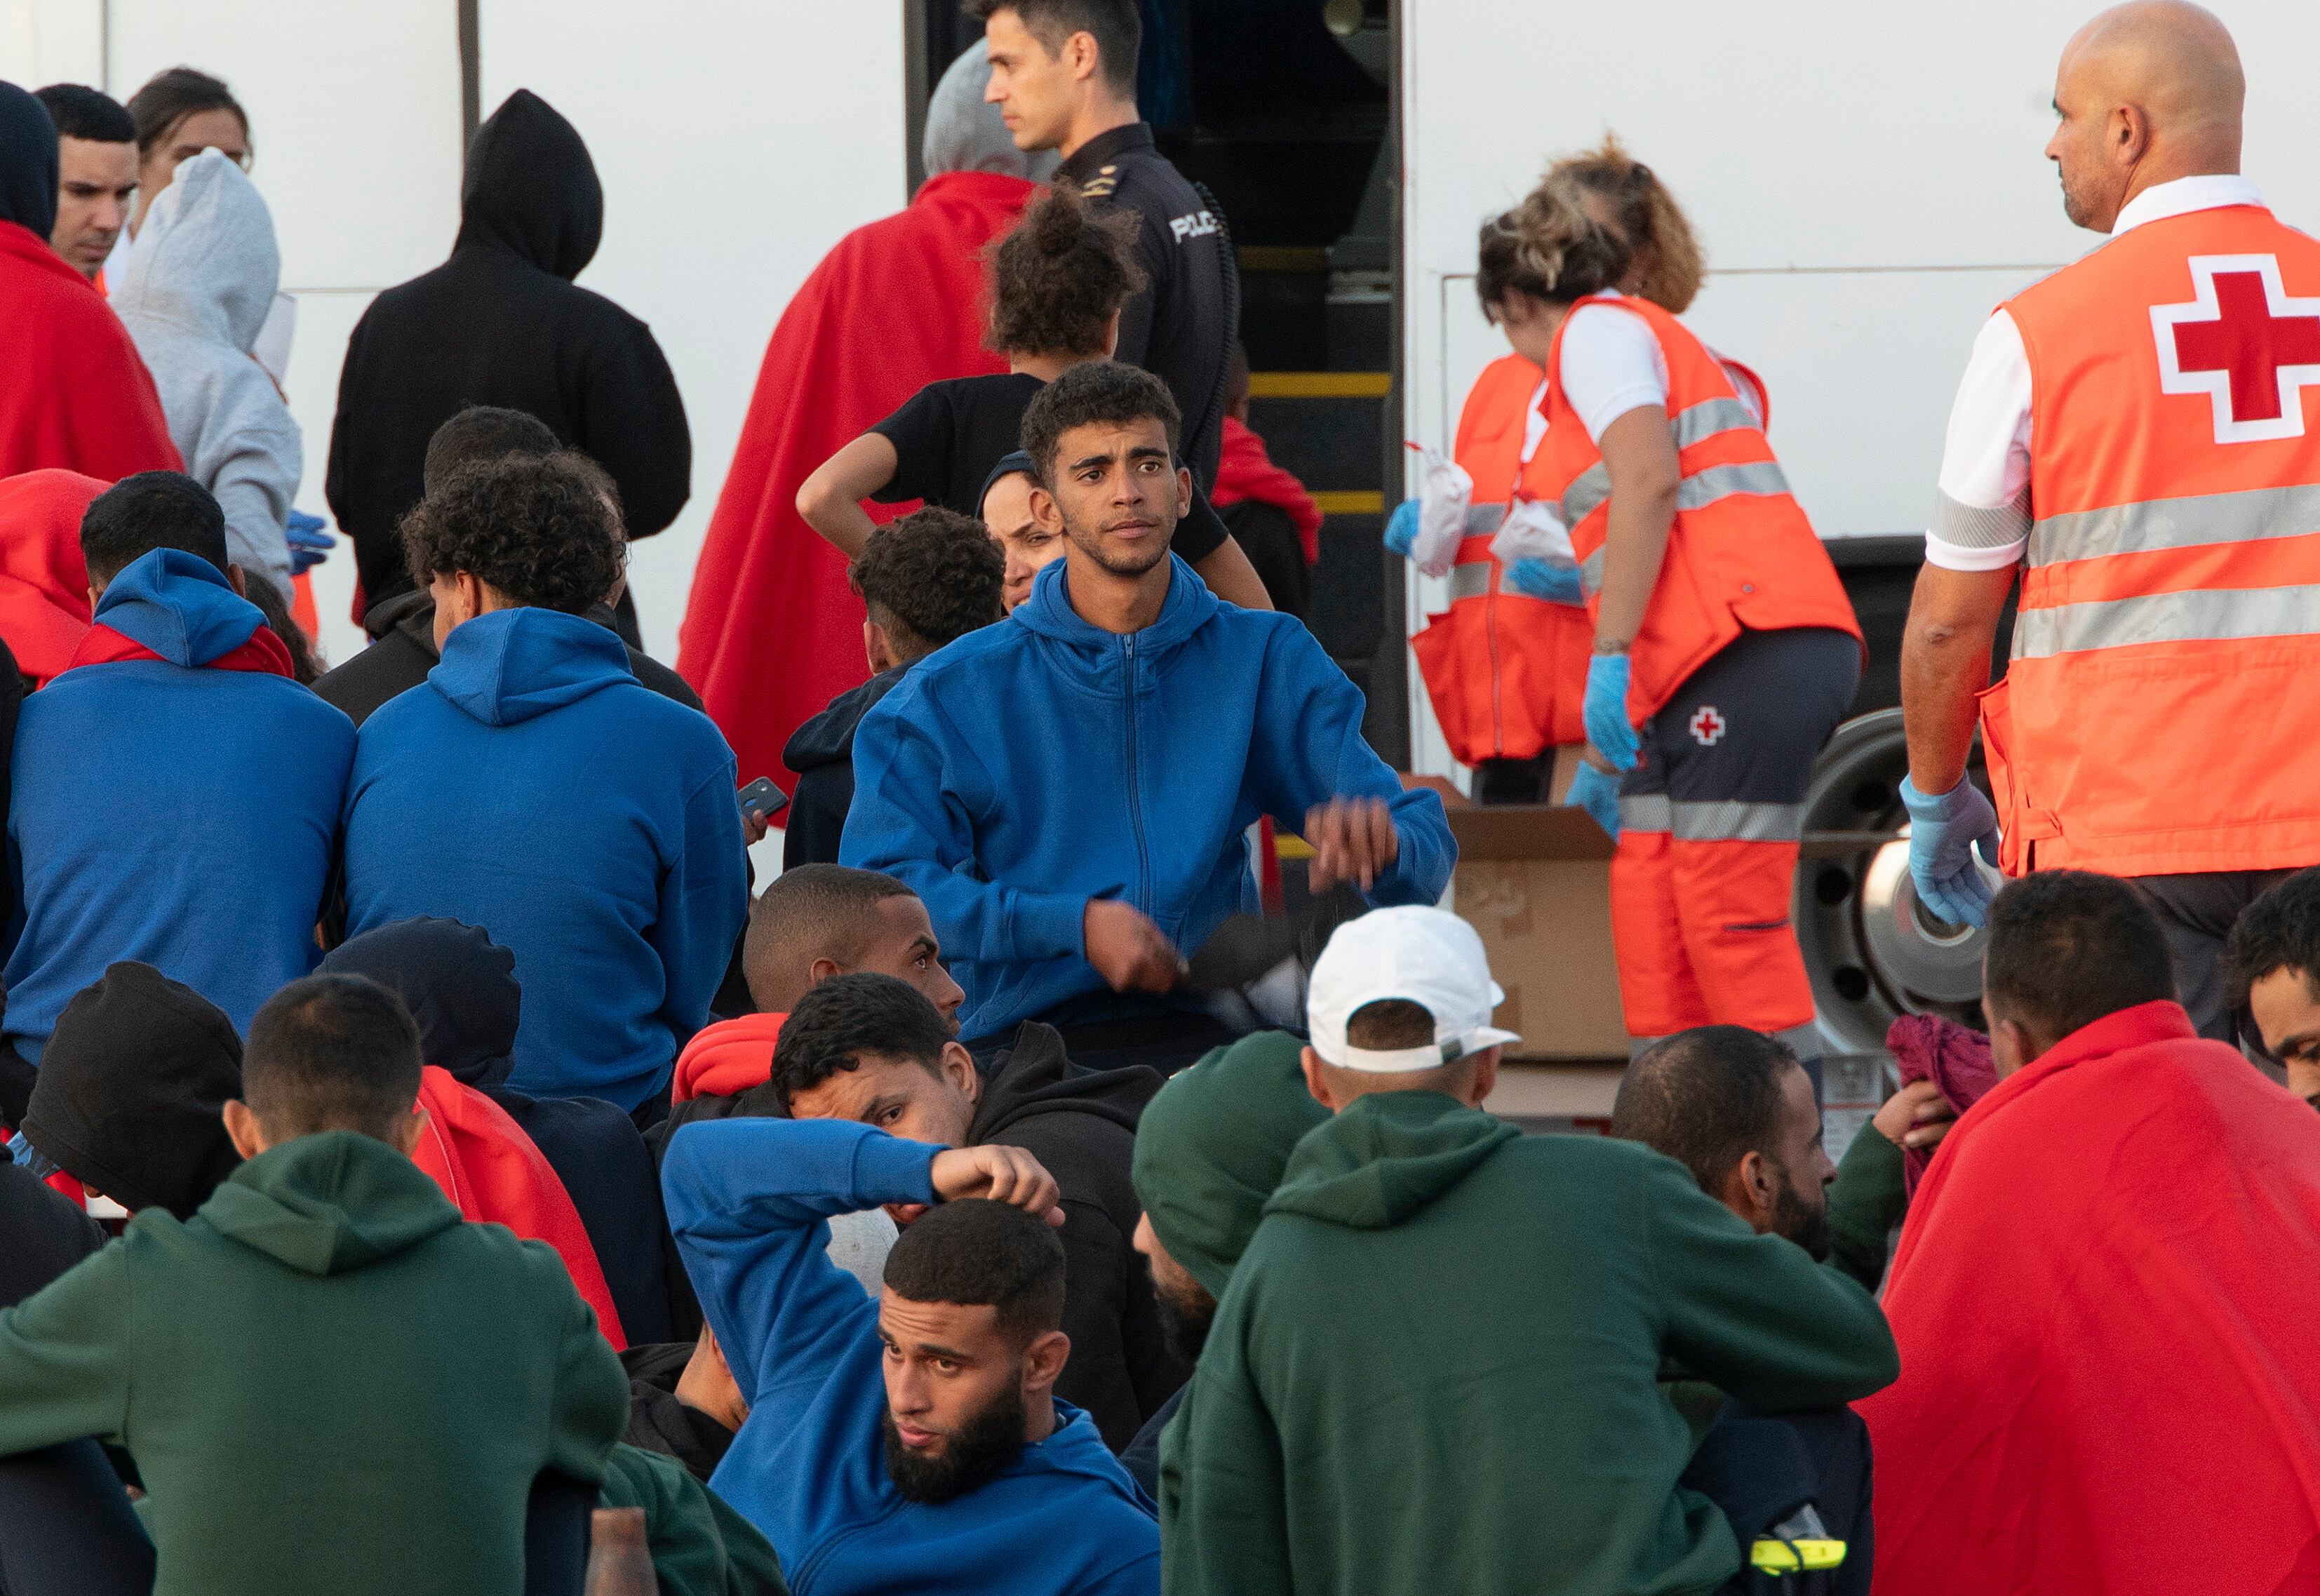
[1247,371,1392,399]
[1310,490,1383,516]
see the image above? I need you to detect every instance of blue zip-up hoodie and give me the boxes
[841,554,1455,1040]
[342,607,746,1108]
[662,1117,1159,1596]
[4,550,354,1057]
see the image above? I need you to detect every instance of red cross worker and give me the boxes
[1508,148,1864,1054]
[1900,10,2320,1045]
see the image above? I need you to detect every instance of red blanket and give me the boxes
[411,1066,628,1350]
[0,469,102,685]
[676,171,1036,793]
[1859,1001,2320,1595]
[0,222,180,483]
[670,1013,785,1104]
[1211,415,1322,564]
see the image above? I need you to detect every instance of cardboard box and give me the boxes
[1444,796,1628,1064]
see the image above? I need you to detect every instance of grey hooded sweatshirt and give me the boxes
[113,149,297,594]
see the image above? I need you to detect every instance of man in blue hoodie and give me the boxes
[663,1115,1158,1595]
[2,471,354,1124]
[341,452,746,1111]
[842,361,1453,1066]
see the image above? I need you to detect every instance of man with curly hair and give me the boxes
[341,452,748,1113]
[783,507,1005,869]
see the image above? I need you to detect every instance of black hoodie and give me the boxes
[20,963,243,1220]
[0,82,57,239]
[969,1022,1188,1450]
[779,666,904,869]
[316,916,675,1343]
[325,89,690,609]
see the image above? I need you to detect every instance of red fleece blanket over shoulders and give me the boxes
[0,222,180,483]
[1859,1000,2320,1595]
[675,171,1035,793]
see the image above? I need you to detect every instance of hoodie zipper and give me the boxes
[1121,634,1152,911]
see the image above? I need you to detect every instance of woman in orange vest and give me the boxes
[1513,147,1863,1051]
[1395,145,1763,819]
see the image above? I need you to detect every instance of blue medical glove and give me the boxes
[1583,652,1640,772]
[286,510,334,576]
[1383,499,1419,560]
[1898,774,2001,929]
[1565,760,1621,840]
[1505,557,1584,605]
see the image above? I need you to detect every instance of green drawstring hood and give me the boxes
[1265,1090,1518,1231]
[200,1131,462,1276]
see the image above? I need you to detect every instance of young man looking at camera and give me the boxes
[842,361,1453,1075]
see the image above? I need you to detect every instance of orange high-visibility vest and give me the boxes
[1534,294,1858,723]
[1408,354,1593,763]
[1980,202,2320,878]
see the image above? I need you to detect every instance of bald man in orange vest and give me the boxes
[1900,1,2320,1044]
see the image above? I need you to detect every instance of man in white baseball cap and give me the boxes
[1161,903,1901,1596]
[1296,904,1522,1110]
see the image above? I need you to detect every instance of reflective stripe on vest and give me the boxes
[1618,793,1806,841]
[2025,480,2320,568]
[1446,562,1492,603]
[2013,582,2320,659]
[1557,399,1778,528]
[1571,459,1799,594]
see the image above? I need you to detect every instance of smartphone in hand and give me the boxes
[738,777,790,826]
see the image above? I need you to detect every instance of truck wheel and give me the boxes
[1792,709,1991,1057]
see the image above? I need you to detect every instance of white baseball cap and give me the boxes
[1306,906,1522,1072]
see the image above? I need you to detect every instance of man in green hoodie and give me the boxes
[0,972,629,1596]
[1161,907,1901,1596]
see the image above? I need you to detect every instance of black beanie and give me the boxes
[22,963,243,1219]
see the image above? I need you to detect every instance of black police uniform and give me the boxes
[1056,123,1236,487]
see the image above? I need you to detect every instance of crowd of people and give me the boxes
[4,0,2320,1592]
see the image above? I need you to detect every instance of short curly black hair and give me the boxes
[848,507,1004,659]
[399,452,624,615]
[771,973,953,1113]
[986,189,1144,359]
[1019,359,1179,487]
[2225,867,2320,1011]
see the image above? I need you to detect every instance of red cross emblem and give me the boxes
[2151,254,2320,443]
[1689,706,1726,746]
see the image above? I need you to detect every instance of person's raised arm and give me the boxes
[0,1245,134,1458]
[839,688,1097,970]
[1642,1155,1899,1413]
[659,1118,941,1419]
[796,434,900,560]
[1190,535,1272,612]
[1247,622,1454,903]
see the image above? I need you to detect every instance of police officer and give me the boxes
[980,0,1234,485]
[1900,1,2320,1042]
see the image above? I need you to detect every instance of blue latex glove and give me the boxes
[1566,760,1622,840]
[1583,652,1640,771]
[286,510,334,576]
[1505,557,1584,605]
[1898,774,2001,929]
[1383,498,1419,559]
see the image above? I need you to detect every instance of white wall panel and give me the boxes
[481,0,908,664]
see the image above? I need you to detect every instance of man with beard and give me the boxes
[1119,1025,1328,1496]
[775,972,1184,1449]
[842,361,1453,1075]
[662,1116,1159,1595]
[1611,1026,1955,1293]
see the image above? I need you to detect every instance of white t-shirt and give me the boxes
[1557,293,1671,442]
[1925,173,2267,572]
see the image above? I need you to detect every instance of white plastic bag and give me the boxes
[1407,443,1471,579]
[1489,497,1577,568]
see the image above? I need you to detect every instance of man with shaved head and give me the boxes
[1900,3,2320,1050]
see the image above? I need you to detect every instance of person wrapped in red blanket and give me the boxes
[1860,871,2320,1596]
[675,48,1047,796]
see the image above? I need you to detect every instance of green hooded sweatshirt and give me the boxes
[1161,1090,1900,1596]
[0,1130,629,1596]
[599,1442,789,1596]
